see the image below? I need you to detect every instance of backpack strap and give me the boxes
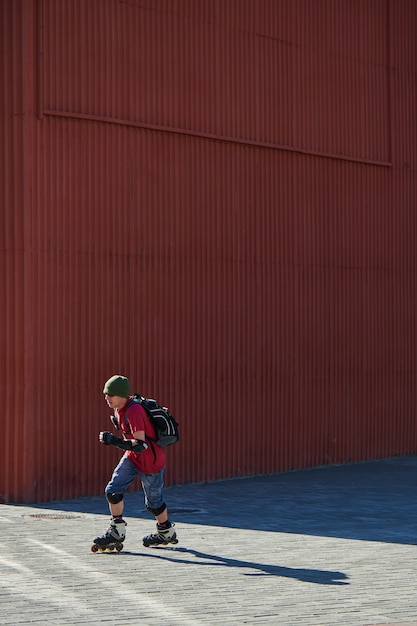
[124,398,157,463]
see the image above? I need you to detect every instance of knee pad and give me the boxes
[106,492,123,505]
[146,503,167,517]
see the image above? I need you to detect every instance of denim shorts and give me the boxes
[105,455,165,511]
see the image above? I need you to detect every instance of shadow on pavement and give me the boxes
[117,546,349,585]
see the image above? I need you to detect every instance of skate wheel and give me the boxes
[91,544,99,553]
[116,544,123,552]
[107,545,115,551]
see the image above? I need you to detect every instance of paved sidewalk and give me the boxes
[1,456,416,626]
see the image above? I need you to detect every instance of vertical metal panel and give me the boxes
[41,0,391,164]
[0,0,23,503]
[0,0,37,503]
[1,0,416,502]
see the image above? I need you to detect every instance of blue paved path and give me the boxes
[1,456,416,625]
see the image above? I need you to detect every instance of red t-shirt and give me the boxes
[115,400,165,474]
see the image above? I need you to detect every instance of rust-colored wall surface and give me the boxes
[1,0,416,503]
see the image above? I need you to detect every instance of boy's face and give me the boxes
[104,394,127,410]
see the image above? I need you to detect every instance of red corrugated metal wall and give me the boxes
[1,0,416,502]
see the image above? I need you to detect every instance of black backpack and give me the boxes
[126,393,179,453]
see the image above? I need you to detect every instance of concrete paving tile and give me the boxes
[1,456,416,625]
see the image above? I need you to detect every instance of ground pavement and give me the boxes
[1,456,416,626]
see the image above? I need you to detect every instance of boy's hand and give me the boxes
[99,431,114,445]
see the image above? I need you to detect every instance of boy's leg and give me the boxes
[92,456,139,547]
[141,469,178,546]
[105,455,138,516]
[141,467,166,517]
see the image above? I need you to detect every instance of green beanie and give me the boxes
[103,375,130,398]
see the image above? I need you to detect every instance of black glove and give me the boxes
[99,431,148,453]
[100,431,115,445]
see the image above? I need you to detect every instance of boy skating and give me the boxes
[92,375,177,552]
